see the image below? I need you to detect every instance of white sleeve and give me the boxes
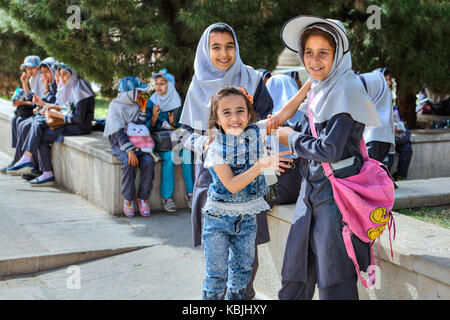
[203,145,226,169]
[255,119,268,139]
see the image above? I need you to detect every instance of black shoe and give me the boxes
[21,169,41,181]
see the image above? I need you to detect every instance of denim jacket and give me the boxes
[203,123,270,216]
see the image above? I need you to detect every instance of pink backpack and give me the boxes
[307,91,397,288]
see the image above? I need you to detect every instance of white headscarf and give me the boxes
[150,80,181,112]
[297,22,381,127]
[266,74,304,125]
[29,70,46,98]
[361,70,395,144]
[180,22,262,130]
[103,90,140,137]
[56,66,94,106]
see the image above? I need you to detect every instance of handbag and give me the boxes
[308,91,397,288]
[151,130,173,152]
[45,110,66,130]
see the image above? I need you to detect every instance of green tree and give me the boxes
[0,10,48,97]
[343,0,450,128]
[0,0,330,98]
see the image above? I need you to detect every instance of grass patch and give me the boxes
[396,206,450,229]
[95,97,111,119]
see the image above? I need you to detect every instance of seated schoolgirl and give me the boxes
[10,57,59,178]
[7,63,95,187]
[10,56,45,157]
[104,76,155,217]
[146,69,194,212]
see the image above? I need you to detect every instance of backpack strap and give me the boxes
[343,225,376,288]
[307,91,370,172]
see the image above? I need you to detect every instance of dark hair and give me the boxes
[209,23,234,37]
[300,28,336,52]
[208,86,259,134]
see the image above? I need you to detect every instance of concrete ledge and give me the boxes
[408,129,450,179]
[254,201,450,300]
[0,247,147,277]
[393,177,450,209]
[0,98,190,215]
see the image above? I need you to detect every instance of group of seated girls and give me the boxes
[3,56,309,219]
[102,70,195,217]
[5,55,95,188]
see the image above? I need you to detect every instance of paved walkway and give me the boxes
[0,151,205,299]
[0,149,449,300]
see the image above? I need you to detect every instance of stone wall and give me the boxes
[0,99,189,215]
[254,204,450,300]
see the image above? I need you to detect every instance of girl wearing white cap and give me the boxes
[271,15,381,300]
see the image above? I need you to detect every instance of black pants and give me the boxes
[278,246,359,300]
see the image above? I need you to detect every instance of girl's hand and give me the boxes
[32,95,45,107]
[152,105,161,120]
[127,150,139,167]
[301,78,312,91]
[20,72,29,85]
[277,126,294,146]
[168,112,175,126]
[266,114,280,136]
[138,96,148,113]
[259,150,293,173]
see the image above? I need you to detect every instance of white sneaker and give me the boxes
[162,198,177,213]
[185,193,193,209]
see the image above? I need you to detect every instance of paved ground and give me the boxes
[0,151,206,300]
[1,149,449,300]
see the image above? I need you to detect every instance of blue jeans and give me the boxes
[159,149,194,199]
[201,213,257,300]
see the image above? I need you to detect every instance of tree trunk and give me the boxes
[396,91,417,129]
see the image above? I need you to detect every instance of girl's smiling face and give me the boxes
[215,94,250,136]
[209,32,236,71]
[60,68,72,85]
[303,34,335,81]
[39,66,53,83]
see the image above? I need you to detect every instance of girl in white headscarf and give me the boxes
[146,69,194,213]
[104,76,155,218]
[357,69,395,163]
[274,16,381,300]
[179,22,274,300]
[8,64,95,187]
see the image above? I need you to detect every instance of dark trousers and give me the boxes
[24,120,62,172]
[387,141,413,179]
[366,141,391,164]
[11,116,25,148]
[113,149,155,201]
[13,117,43,171]
[278,246,359,300]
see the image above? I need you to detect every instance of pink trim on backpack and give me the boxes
[307,90,396,288]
